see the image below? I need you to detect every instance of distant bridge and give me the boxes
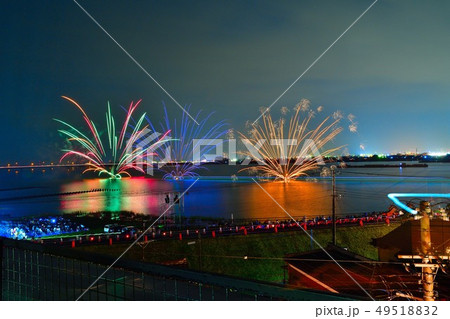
[0,164,91,170]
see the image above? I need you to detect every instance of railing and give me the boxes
[0,237,357,301]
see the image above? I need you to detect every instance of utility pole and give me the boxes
[331,165,337,246]
[398,200,443,301]
[397,200,450,300]
[420,201,434,301]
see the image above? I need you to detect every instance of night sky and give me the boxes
[1,0,449,163]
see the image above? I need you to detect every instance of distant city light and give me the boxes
[428,152,449,156]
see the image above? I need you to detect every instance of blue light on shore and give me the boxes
[387,193,450,215]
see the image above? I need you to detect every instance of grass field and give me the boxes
[78,223,400,283]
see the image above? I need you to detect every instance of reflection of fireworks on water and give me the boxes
[55,96,170,179]
[239,104,343,183]
[145,105,228,180]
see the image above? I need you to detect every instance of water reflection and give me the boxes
[59,178,333,219]
[0,163,449,219]
[245,181,331,219]
[60,177,175,216]
[56,175,449,220]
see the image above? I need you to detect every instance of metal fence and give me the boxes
[1,238,355,301]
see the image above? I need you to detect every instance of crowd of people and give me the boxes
[0,216,88,239]
[0,206,404,242]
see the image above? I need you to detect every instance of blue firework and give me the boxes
[124,103,228,180]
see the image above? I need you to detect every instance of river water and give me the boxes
[0,162,448,220]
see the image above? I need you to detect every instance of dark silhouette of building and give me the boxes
[285,243,450,300]
[373,219,450,262]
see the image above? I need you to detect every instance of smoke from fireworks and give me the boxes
[55,96,170,179]
[239,104,343,183]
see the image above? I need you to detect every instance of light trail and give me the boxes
[387,193,450,215]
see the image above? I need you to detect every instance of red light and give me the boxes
[125,234,130,238]
[89,237,94,241]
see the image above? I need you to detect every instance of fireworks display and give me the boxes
[145,104,228,180]
[55,96,170,179]
[239,105,343,183]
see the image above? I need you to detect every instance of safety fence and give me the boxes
[0,237,356,301]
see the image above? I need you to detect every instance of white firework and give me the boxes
[332,110,344,120]
[349,123,358,133]
[347,113,356,122]
[295,98,311,112]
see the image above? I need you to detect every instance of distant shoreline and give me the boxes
[345,163,428,168]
